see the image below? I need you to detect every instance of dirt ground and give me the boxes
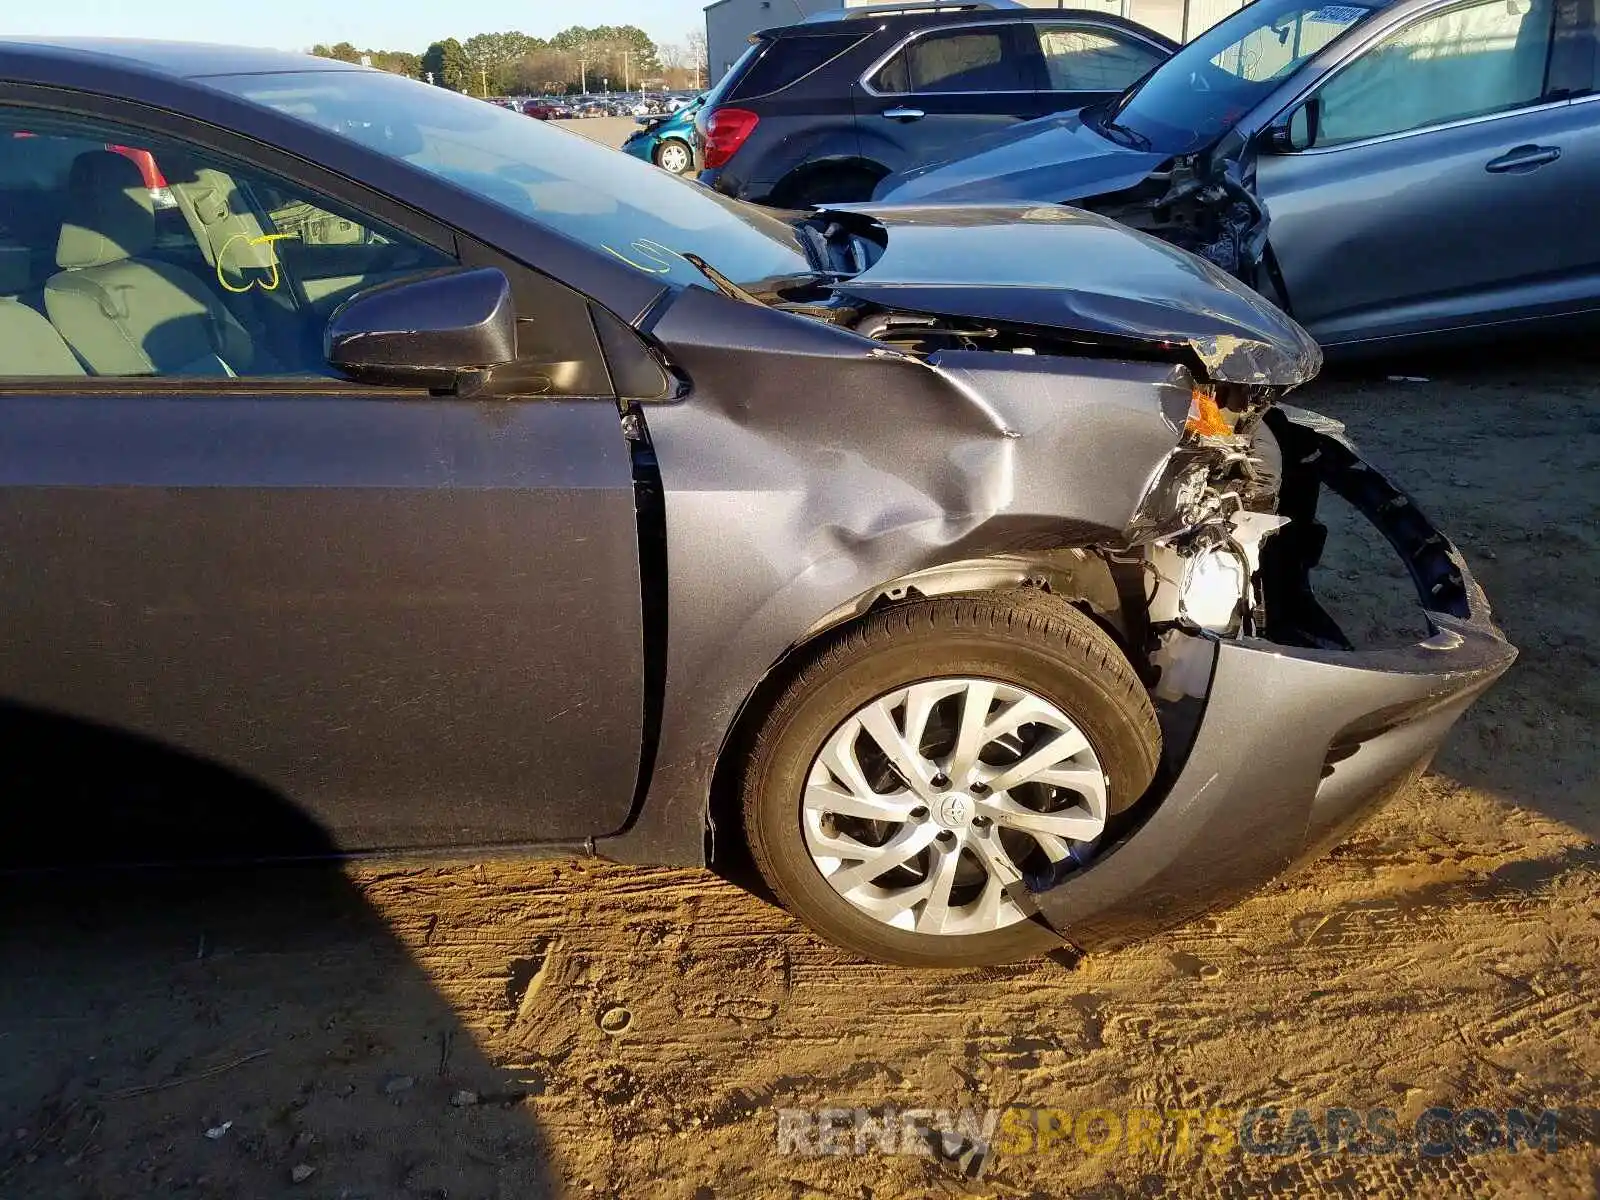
[3,346,1598,1199]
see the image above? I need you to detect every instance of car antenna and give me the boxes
[679,252,763,305]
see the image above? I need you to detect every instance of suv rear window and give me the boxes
[729,31,868,98]
[870,27,1028,94]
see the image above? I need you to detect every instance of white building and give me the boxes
[704,0,1243,87]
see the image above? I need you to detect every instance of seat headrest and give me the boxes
[0,242,33,293]
[55,151,155,270]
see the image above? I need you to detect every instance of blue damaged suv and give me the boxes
[622,95,704,175]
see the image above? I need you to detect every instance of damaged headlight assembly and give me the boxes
[1120,383,1294,702]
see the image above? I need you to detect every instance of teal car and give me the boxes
[621,96,702,176]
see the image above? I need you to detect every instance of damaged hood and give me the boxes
[824,203,1321,386]
[873,110,1164,206]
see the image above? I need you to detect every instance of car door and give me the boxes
[1254,0,1583,345]
[0,101,644,864]
[854,21,1038,174]
[1541,5,1600,293]
[1023,19,1174,115]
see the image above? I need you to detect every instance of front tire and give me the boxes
[739,595,1161,967]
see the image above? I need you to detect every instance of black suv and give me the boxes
[696,0,1175,208]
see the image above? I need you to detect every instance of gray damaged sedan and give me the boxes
[0,41,1514,965]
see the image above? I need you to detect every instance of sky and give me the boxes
[1,0,712,54]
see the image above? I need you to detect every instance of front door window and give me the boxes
[0,108,453,379]
[1310,0,1557,146]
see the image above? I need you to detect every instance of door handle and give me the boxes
[881,107,925,122]
[1485,144,1561,174]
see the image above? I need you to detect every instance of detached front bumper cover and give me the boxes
[1029,406,1517,952]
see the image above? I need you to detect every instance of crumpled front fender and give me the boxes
[600,287,1208,865]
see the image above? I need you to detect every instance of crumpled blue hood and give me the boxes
[874,109,1166,205]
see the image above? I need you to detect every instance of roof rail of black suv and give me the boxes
[799,0,1027,22]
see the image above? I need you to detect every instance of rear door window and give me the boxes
[870,26,1030,94]
[1031,25,1168,92]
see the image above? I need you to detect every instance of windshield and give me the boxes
[1105,0,1381,154]
[205,69,810,291]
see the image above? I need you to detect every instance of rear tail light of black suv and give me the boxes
[702,108,761,170]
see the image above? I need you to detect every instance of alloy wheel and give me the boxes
[801,678,1109,937]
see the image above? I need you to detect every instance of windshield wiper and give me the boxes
[1098,115,1152,151]
[678,251,763,305]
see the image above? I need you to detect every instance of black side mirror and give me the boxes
[326,267,517,395]
[1264,97,1321,154]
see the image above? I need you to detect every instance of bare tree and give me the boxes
[685,29,708,89]
[656,42,696,90]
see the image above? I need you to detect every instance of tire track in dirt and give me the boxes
[334,790,1596,1197]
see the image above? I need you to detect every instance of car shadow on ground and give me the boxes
[0,865,564,1198]
[0,710,563,1197]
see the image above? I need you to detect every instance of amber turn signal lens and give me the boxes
[1186,388,1232,437]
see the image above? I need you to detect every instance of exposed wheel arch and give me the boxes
[767,157,890,209]
[706,551,1142,867]
[796,553,1132,646]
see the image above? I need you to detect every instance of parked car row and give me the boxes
[537,93,699,119]
[491,95,698,120]
[686,0,1600,359]
[0,33,1516,967]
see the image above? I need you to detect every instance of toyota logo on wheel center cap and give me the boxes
[935,794,974,829]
